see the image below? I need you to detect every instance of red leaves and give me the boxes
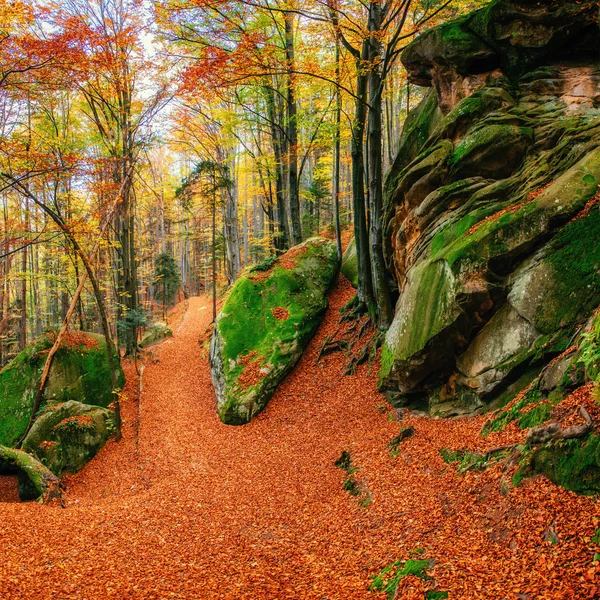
[272,307,290,321]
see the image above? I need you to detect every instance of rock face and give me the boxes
[380,0,600,417]
[341,238,358,288]
[0,332,123,447]
[210,238,339,425]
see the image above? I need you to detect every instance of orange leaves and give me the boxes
[1,285,600,599]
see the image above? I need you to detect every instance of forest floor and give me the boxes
[1,277,599,599]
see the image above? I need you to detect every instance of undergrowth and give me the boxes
[335,450,371,508]
[369,553,447,599]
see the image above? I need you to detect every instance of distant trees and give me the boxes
[153,252,181,317]
[162,0,458,327]
[0,0,485,371]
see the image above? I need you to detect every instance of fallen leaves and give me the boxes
[0,277,598,599]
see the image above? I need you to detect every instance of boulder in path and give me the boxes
[210,238,339,425]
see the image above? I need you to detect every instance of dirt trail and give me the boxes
[1,278,598,599]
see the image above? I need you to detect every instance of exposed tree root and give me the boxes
[525,406,592,445]
[469,406,594,488]
[316,337,350,362]
[339,294,375,323]
[344,330,383,375]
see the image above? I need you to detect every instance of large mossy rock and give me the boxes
[22,400,115,477]
[380,0,600,417]
[0,332,124,448]
[210,238,339,425]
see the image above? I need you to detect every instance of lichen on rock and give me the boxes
[210,238,339,425]
[21,400,115,477]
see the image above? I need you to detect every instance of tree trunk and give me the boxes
[263,84,290,251]
[285,11,302,245]
[352,44,376,317]
[367,2,393,328]
[333,37,343,260]
[223,171,241,284]
[19,196,29,350]
[212,184,217,322]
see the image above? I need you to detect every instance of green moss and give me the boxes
[449,125,533,170]
[540,209,600,332]
[384,89,441,200]
[430,150,600,273]
[387,260,456,363]
[218,241,337,367]
[379,344,395,383]
[483,389,543,434]
[430,213,480,258]
[0,443,61,502]
[249,256,278,273]
[426,592,449,600]
[515,435,600,495]
[516,403,552,429]
[579,313,600,382]
[0,333,122,448]
[213,239,339,424]
[20,400,115,477]
[439,447,509,472]
[370,557,445,599]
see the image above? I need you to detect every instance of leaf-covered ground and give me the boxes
[1,278,599,599]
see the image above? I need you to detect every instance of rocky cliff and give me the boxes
[380,0,600,417]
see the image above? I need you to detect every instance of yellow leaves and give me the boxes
[0,0,34,35]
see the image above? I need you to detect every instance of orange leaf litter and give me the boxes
[0,276,598,599]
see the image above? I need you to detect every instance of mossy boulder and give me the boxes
[139,322,173,348]
[341,238,358,288]
[21,400,115,477]
[0,332,123,448]
[381,0,600,417]
[210,238,339,425]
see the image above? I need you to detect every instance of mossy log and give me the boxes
[0,444,61,502]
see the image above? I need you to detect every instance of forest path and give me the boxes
[1,279,401,599]
[1,278,598,599]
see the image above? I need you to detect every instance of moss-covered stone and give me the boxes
[380,260,460,392]
[449,125,533,180]
[0,444,61,502]
[381,0,600,417]
[21,400,115,476]
[210,238,339,425]
[139,322,173,348]
[0,332,124,448]
[516,435,600,495]
[340,237,358,288]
